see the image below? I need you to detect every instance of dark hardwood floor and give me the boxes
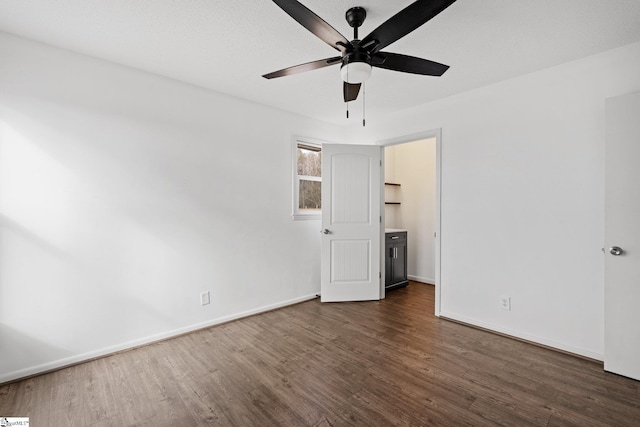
[1,282,639,426]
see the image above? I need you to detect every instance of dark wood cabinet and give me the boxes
[385,231,408,290]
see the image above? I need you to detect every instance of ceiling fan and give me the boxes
[263,0,457,106]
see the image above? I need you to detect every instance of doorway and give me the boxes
[380,130,442,315]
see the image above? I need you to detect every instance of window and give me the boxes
[293,139,322,220]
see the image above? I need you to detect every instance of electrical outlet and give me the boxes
[500,296,511,311]
[200,291,210,306]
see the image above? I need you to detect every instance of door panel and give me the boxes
[321,144,382,302]
[331,153,371,224]
[330,240,370,282]
[604,91,640,381]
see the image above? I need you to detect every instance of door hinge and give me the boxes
[380,160,382,167]
[379,272,382,279]
[380,216,382,223]
[434,232,437,238]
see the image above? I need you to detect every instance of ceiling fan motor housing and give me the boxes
[342,49,371,66]
[341,48,372,83]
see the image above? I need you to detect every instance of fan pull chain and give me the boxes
[362,82,366,127]
[346,67,350,119]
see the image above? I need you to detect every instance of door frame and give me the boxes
[378,129,442,316]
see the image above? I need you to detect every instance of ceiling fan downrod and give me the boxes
[345,6,366,40]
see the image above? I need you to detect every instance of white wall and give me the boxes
[384,140,437,284]
[348,40,640,360]
[0,33,344,382]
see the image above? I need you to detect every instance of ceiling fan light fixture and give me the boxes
[341,61,372,84]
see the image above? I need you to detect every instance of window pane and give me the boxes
[299,179,321,211]
[297,146,321,177]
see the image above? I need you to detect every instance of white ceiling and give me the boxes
[1,1,640,125]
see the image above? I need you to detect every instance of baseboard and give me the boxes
[407,275,434,285]
[0,293,318,385]
[439,311,603,362]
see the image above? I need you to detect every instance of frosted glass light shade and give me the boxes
[341,62,372,84]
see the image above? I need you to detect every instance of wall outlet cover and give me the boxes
[200,291,210,306]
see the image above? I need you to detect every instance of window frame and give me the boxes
[292,137,323,220]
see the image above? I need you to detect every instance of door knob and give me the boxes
[610,246,624,256]
[322,229,332,234]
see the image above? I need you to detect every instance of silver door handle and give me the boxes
[610,246,624,256]
[322,229,332,235]
[393,247,398,259]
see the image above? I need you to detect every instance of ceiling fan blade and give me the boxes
[273,0,352,52]
[344,82,361,102]
[372,52,449,76]
[262,56,342,79]
[361,0,457,53]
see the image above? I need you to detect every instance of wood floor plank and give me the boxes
[49,380,86,426]
[245,384,308,425]
[3,377,51,425]
[81,358,121,425]
[0,383,18,416]
[177,380,235,425]
[468,396,550,427]
[2,282,640,426]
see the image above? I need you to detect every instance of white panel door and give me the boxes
[321,144,382,302]
[604,91,640,381]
